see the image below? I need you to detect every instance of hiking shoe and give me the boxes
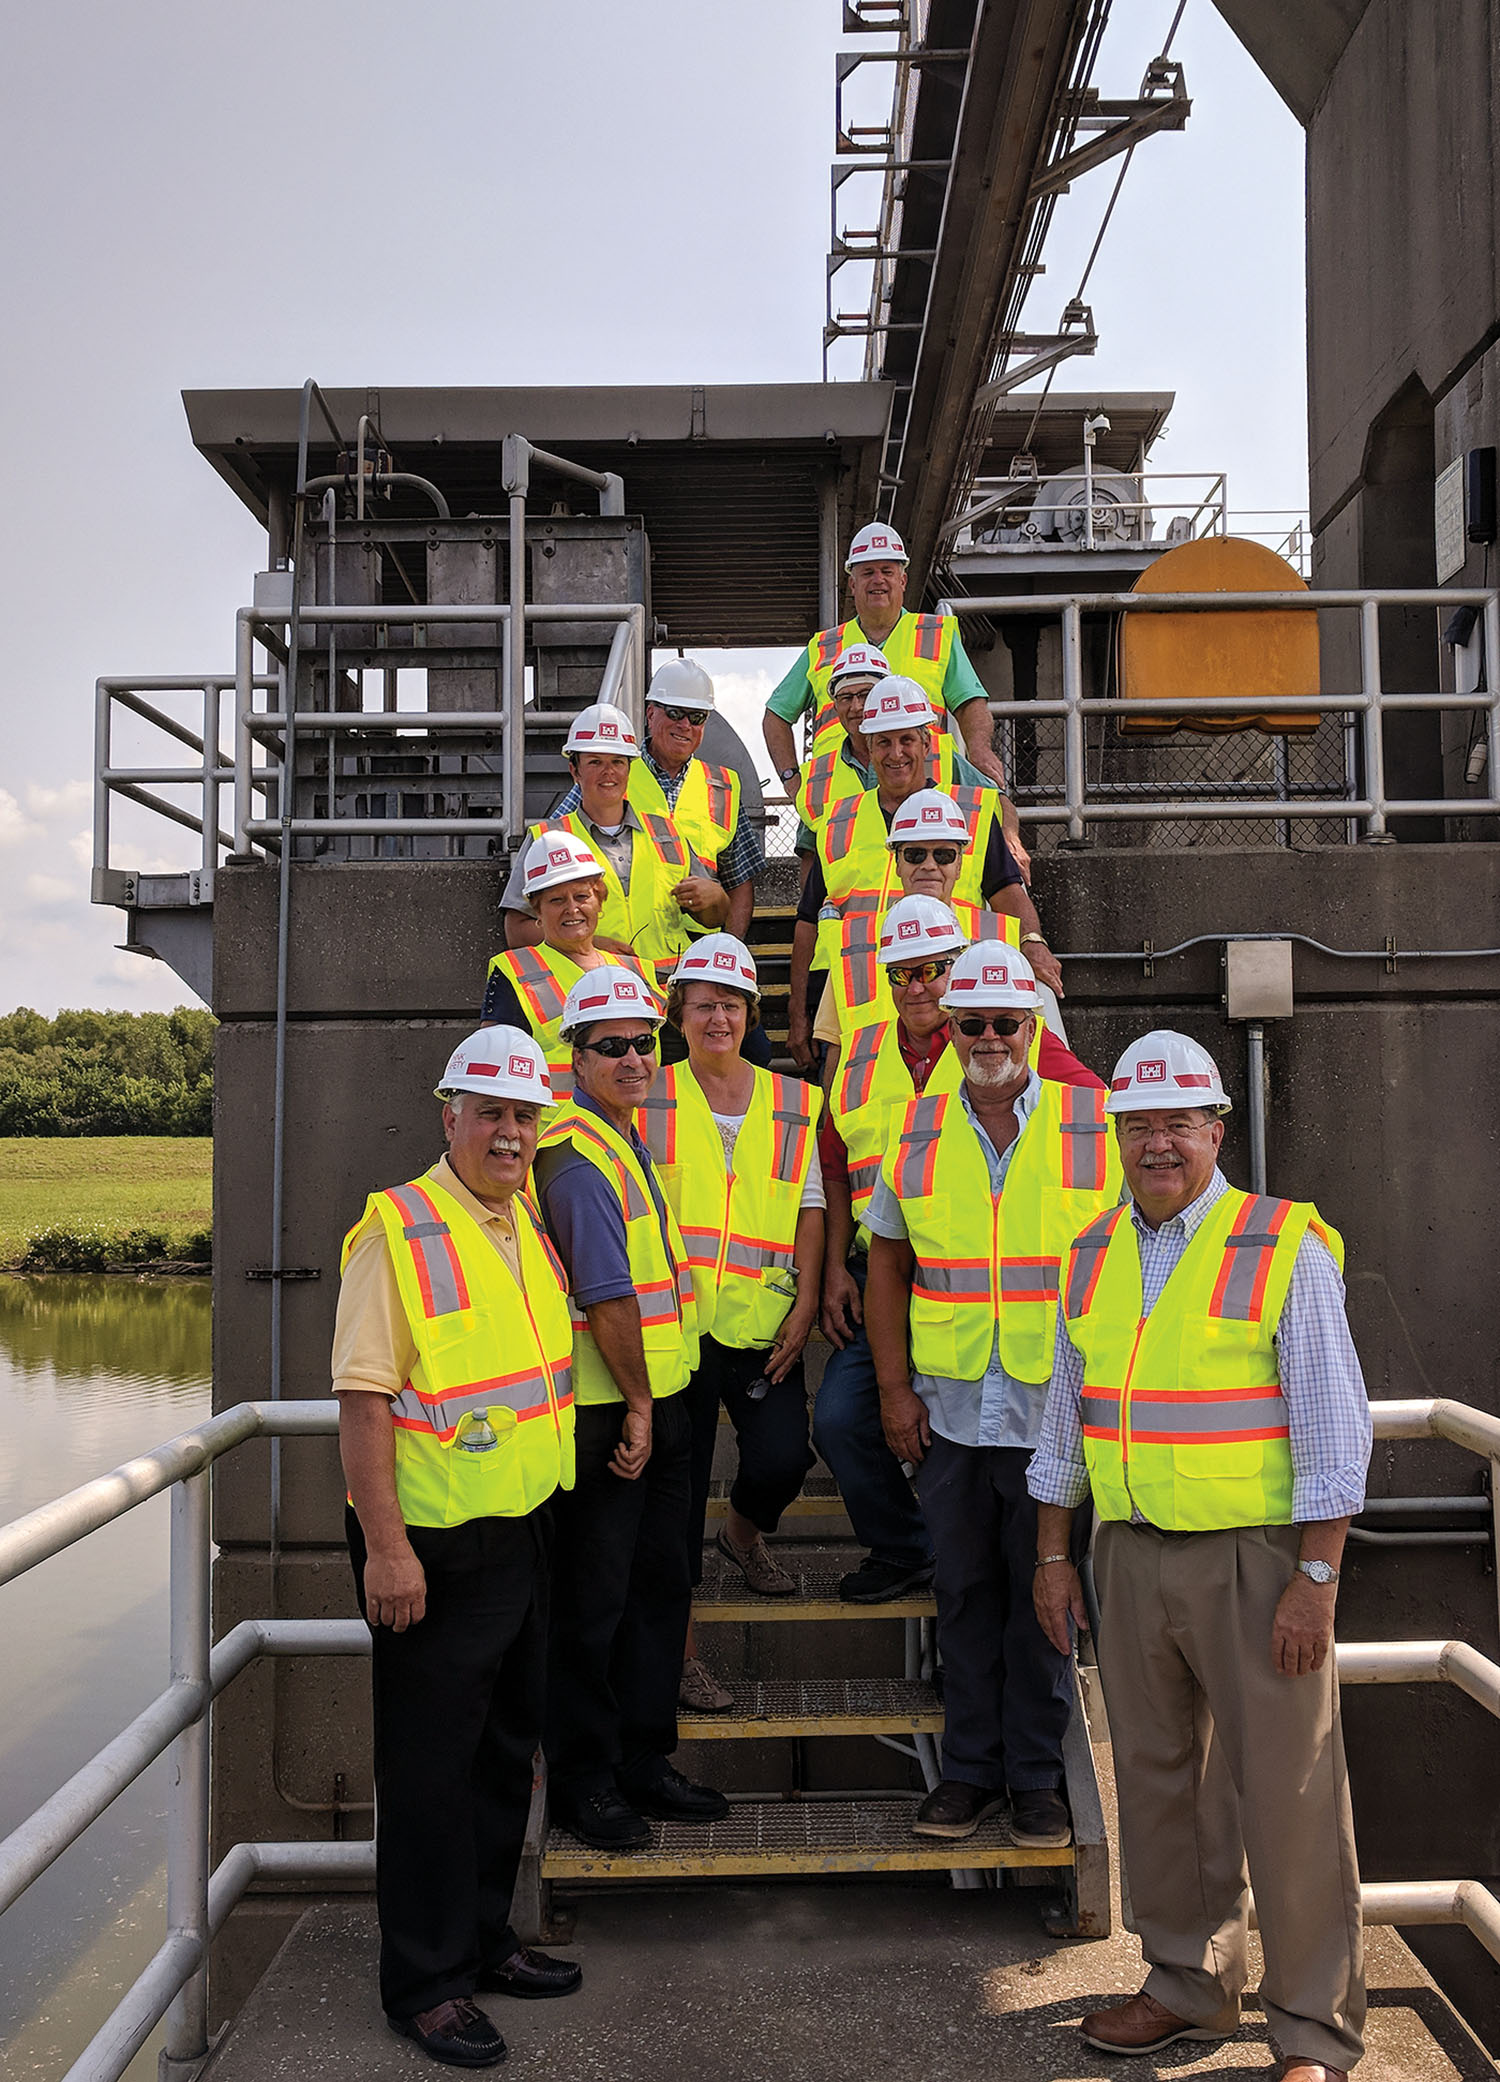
[1009,1787,1072,1848]
[912,1781,1007,1839]
[838,1555,935,1604]
[554,1785,649,1850]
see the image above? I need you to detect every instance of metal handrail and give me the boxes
[2,1394,1500,2080]
[937,585,1500,841]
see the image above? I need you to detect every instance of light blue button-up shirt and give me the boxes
[1026,1167,1372,1522]
[864,1070,1048,1450]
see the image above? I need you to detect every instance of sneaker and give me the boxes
[554,1785,650,1850]
[621,1763,730,1823]
[679,1655,735,1713]
[838,1554,935,1604]
[912,1780,1007,1839]
[1009,1786,1072,1848]
[388,1998,507,2067]
[715,1525,796,1596]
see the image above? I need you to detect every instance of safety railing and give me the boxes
[937,585,1500,843]
[946,469,1311,572]
[2,1395,1499,2082]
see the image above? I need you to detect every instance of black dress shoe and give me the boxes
[388,1997,507,2067]
[838,1555,936,1604]
[477,1945,583,1999]
[555,1785,650,1850]
[1009,1786,1072,1847]
[912,1780,1007,1839]
[620,1763,729,1822]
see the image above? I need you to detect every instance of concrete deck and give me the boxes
[202,1886,1496,2082]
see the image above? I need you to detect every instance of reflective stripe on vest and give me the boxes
[911,612,945,663]
[628,758,738,868]
[345,1175,576,1528]
[805,613,956,726]
[537,1104,699,1402]
[533,811,691,977]
[883,1080,1120,1384]
[1061,1186,1344,1530]
[833,1022,963,1222]
[640,1066,821,1348]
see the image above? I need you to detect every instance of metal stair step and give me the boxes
[694,1543,936,1621]
[540,1798,1074,1880]
[679,1675,940,1738]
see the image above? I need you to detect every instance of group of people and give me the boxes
[333,521,1373,2082]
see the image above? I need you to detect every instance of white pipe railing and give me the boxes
[2,1393,1498,2082]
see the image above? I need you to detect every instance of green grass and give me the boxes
[0,1137,212,1262]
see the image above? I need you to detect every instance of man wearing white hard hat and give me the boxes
[790,641,888,840]
[642,936,823,1626]
[817,901,1104,1606]
[761,524,1021,858]
[498,700,728,987]
[532,965,728,1851]
[332,1029,579,2064]
[627,658,765,939]
[1030,1031,1370,2077]
[862,945,1121,1849]
[787,688,1031,1071]
[483,829,659,1099]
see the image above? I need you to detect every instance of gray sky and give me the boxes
[0,1,1303,1015]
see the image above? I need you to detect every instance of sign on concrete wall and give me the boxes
[1434,455,1467,583]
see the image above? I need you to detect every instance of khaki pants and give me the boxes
[1094,1520,1365,2071]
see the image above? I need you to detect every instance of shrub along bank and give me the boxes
[0,1136,214,1271]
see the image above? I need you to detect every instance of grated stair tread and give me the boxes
[694,1544,936,1620]
[541,1798,1073,1879]
[706,1473,847,1521]
[679,1675,940,1738]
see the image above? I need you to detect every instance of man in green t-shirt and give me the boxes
[761,522,1025,871]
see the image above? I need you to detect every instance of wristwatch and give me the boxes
[777,764,801,786]
[1297,1558,1340,1585]
[1019,932,1048,949]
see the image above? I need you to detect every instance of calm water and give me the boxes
[0,1275,212,2080]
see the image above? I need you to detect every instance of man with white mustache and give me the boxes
[862,943,1120,1848]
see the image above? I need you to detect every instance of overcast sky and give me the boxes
[0,0,1303,1016]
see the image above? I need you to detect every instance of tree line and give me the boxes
[0,1008,214,1136]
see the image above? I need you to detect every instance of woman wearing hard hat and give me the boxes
[640,934,824,1627]
[496,700,729,989]
[483,829,659,1100]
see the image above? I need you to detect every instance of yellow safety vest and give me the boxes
[532,810,694,984]
[537,1101,699,1403]
[629,757,740,873]
[832,1020,963,1220]
[639,1066,822,1350]
[826,899,1021,1039]
[795,733,960,834]
[814,786,997,977]
[342,1170,575,1529]
[484,942,656,1101]
[804,611,957,756]
[1061,1186,1345,1532]
[883,1082,1120,1385]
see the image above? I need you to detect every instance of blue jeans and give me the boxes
[811,1260,933,1569]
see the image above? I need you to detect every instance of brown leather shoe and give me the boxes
[1080,1989,1232,2055]
[912,1781,1007,1838]
[1279,2063,1348,2081]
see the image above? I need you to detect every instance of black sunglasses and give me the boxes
[886,956,957,989]
[897,844,960,867]
[955,1014,1029,1038]
[577,1032,658,1058]
[659,706,709,727]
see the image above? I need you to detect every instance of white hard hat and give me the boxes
[861,675,938,735]
[560,963,665,1039]
[1106,1030,1231,1115]
[563,702,640,758]
[845,522,909,571]
[647,658,716,712]
[522,829,604,897]
[877,894,969,967]
[435,1025,554,1106]
[886,789,972,851]
[941,942,1039,1013]
[829,642,892,688]
[670,932,759,996]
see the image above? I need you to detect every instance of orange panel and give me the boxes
[1117,536,1321,736]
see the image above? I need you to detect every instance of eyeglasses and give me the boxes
[661,707,708,727]
[886,957,956,989]
[1118,1116,1215,1143]
[577,1032,658,1058]
[955,1014,1030,1038]
[897,844,960,867]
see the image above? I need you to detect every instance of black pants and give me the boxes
[685,1335,814,1585]
[910,1438,1073,1793]
[346,1503,550,2021]
[545,1390,694,1796]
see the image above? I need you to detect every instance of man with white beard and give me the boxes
[862,943,1120,1847]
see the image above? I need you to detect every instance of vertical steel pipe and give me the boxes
[1358,598,1388,838]
[818,474,841,629]
[93,683,111,884]
[1245,1021,1267,1195]
[234,611,256,858]
[162,1471,211,2069]
[1061,602,1086,842]
[201,686,218,877]
[506,490,528,846]
[1484,590,1500,801]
